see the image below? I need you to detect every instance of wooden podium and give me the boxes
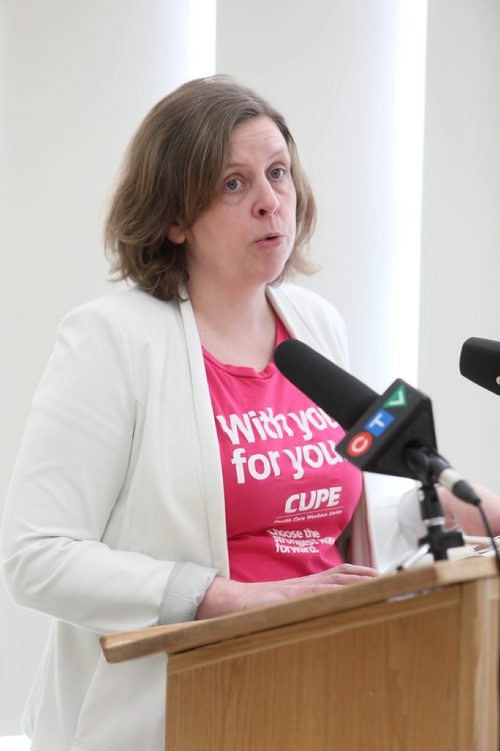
[101,557,499,750]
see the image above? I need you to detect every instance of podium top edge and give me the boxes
[100,556,497,664]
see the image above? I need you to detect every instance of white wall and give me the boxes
[0,0,215,735]
[419,0,500,491]
[217,0,426,392]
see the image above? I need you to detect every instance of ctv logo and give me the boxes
[345,385,407,458]
[346,431,373,456]
[364,408,394,436]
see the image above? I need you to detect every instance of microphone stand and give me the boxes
[396,447,465,569]
[397,482,464,570]
[412,481,464,563]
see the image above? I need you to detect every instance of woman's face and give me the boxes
[169,115,297,294]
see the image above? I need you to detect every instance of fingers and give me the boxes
[245,567,378,608]
[257,574,374,605]
[322,563,379,578]
[286,563,379,585]
[284,564,378,586]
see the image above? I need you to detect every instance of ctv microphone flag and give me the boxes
[336,379,437,480]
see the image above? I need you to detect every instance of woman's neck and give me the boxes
[188,282,277,371]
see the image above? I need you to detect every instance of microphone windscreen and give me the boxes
[274,339,377,429]
[459,337,500,395]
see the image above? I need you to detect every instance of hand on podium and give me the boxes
[195,563,378,620]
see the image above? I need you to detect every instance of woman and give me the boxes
[1,76,497,750]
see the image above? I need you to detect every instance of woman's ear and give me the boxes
[167,222,186,245]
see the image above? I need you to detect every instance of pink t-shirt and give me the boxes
[203,316,363,582]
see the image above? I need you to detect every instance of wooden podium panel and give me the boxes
[101,558,499,751]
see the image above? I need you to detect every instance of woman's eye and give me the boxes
[224,177,242,192]
[269,167,285,180]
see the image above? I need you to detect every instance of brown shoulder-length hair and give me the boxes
[104,75,317,301]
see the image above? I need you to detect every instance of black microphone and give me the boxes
[459,337,500,396]
[274,339,480,506]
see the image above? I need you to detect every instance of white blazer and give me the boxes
[1,283,376,750]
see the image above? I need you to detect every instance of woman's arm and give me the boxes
[0,302,199,634]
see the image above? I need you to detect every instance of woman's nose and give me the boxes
[253,178,280,217]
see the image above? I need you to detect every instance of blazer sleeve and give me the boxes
[0,303,213,634]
